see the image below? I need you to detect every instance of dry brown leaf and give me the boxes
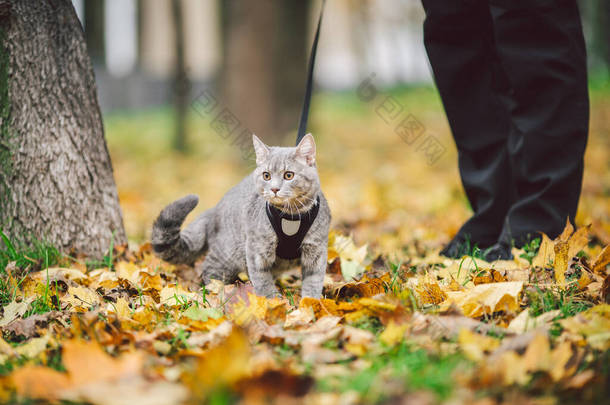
[61,286,101,311]
[416,282,448,305]
[0,298,33,327]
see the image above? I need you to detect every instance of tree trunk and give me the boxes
[221,0,310,146]
[171,0,190,152]
[0,0,127,259]
[83,0,105,66]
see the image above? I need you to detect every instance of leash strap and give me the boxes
[296,0,326,145]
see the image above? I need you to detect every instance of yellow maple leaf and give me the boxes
[379,321,407,347]
[532,233,555,268]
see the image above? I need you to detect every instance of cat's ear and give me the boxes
[252,134,270,166]
[295,133,316,166]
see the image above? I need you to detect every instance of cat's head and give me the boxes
[252,134,320,213]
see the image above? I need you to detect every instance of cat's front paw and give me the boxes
[300,288,322,299]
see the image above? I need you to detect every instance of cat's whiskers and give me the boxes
[294,198,308,217]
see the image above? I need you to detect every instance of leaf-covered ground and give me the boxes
[1,84,610,404]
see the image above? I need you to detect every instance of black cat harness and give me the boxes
[265,1,325,259]
[266,196,320,260]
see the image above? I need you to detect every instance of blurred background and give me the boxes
[72,0,610,256]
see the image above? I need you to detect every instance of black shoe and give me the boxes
[440,235,492,259]
[482,242,513,261]
[440,237,470,258]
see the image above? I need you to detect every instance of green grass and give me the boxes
[519,237,541,265]
[350,316,384,335]
[317,342,468,403]
[527,285,592,319]
[526,285,593,337]
[1,231,62,307]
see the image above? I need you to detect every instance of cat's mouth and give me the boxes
[268,196,287,205]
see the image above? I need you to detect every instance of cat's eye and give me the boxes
[262,172,271,181]
[283,171,294,180]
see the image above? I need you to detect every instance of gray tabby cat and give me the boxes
[151,134,330,298]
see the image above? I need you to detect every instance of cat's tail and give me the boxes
[151,194,207,264]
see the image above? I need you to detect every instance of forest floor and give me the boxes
[0,84,609,404]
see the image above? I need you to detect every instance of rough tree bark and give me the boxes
[0,0,127,258]
[221,0,310,146]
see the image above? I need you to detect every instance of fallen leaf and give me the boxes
[379,321,407,346]
[186,328,251,399]
[11,365,70,401]
[181,306,222,322]
[507,309,561,334]
[65,378,188,405]
[284,307,315,329]
[14,335,50,358]
[238,369,314,398]
[592,245,610,274]
[440,281,524,318]
[602,274,610,303]
[567,225,590,259]
[458,329,500,361]
[560,304,610,350]
[554,241,569,287]
[532,233,554,268]
[0,298,33,327]
[416,282,447,305]
[558,218,575,242]
[61,286,101,311]
[62,339,142,386]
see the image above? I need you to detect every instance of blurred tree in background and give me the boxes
[171,0,189,152]
[580,0,610,79]
[83,0,104,66]
[73,0,608,151]
[221,0,311,146]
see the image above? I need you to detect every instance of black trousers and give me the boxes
[422,0,589,248]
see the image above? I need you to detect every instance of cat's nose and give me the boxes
[271,188,280,194]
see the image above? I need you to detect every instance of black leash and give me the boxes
[296,0,326,146]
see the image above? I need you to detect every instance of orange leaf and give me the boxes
[62,339,142,386]
[11,366,70,401]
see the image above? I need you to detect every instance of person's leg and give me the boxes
[489,0,589,250]
[421,0,515,256]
